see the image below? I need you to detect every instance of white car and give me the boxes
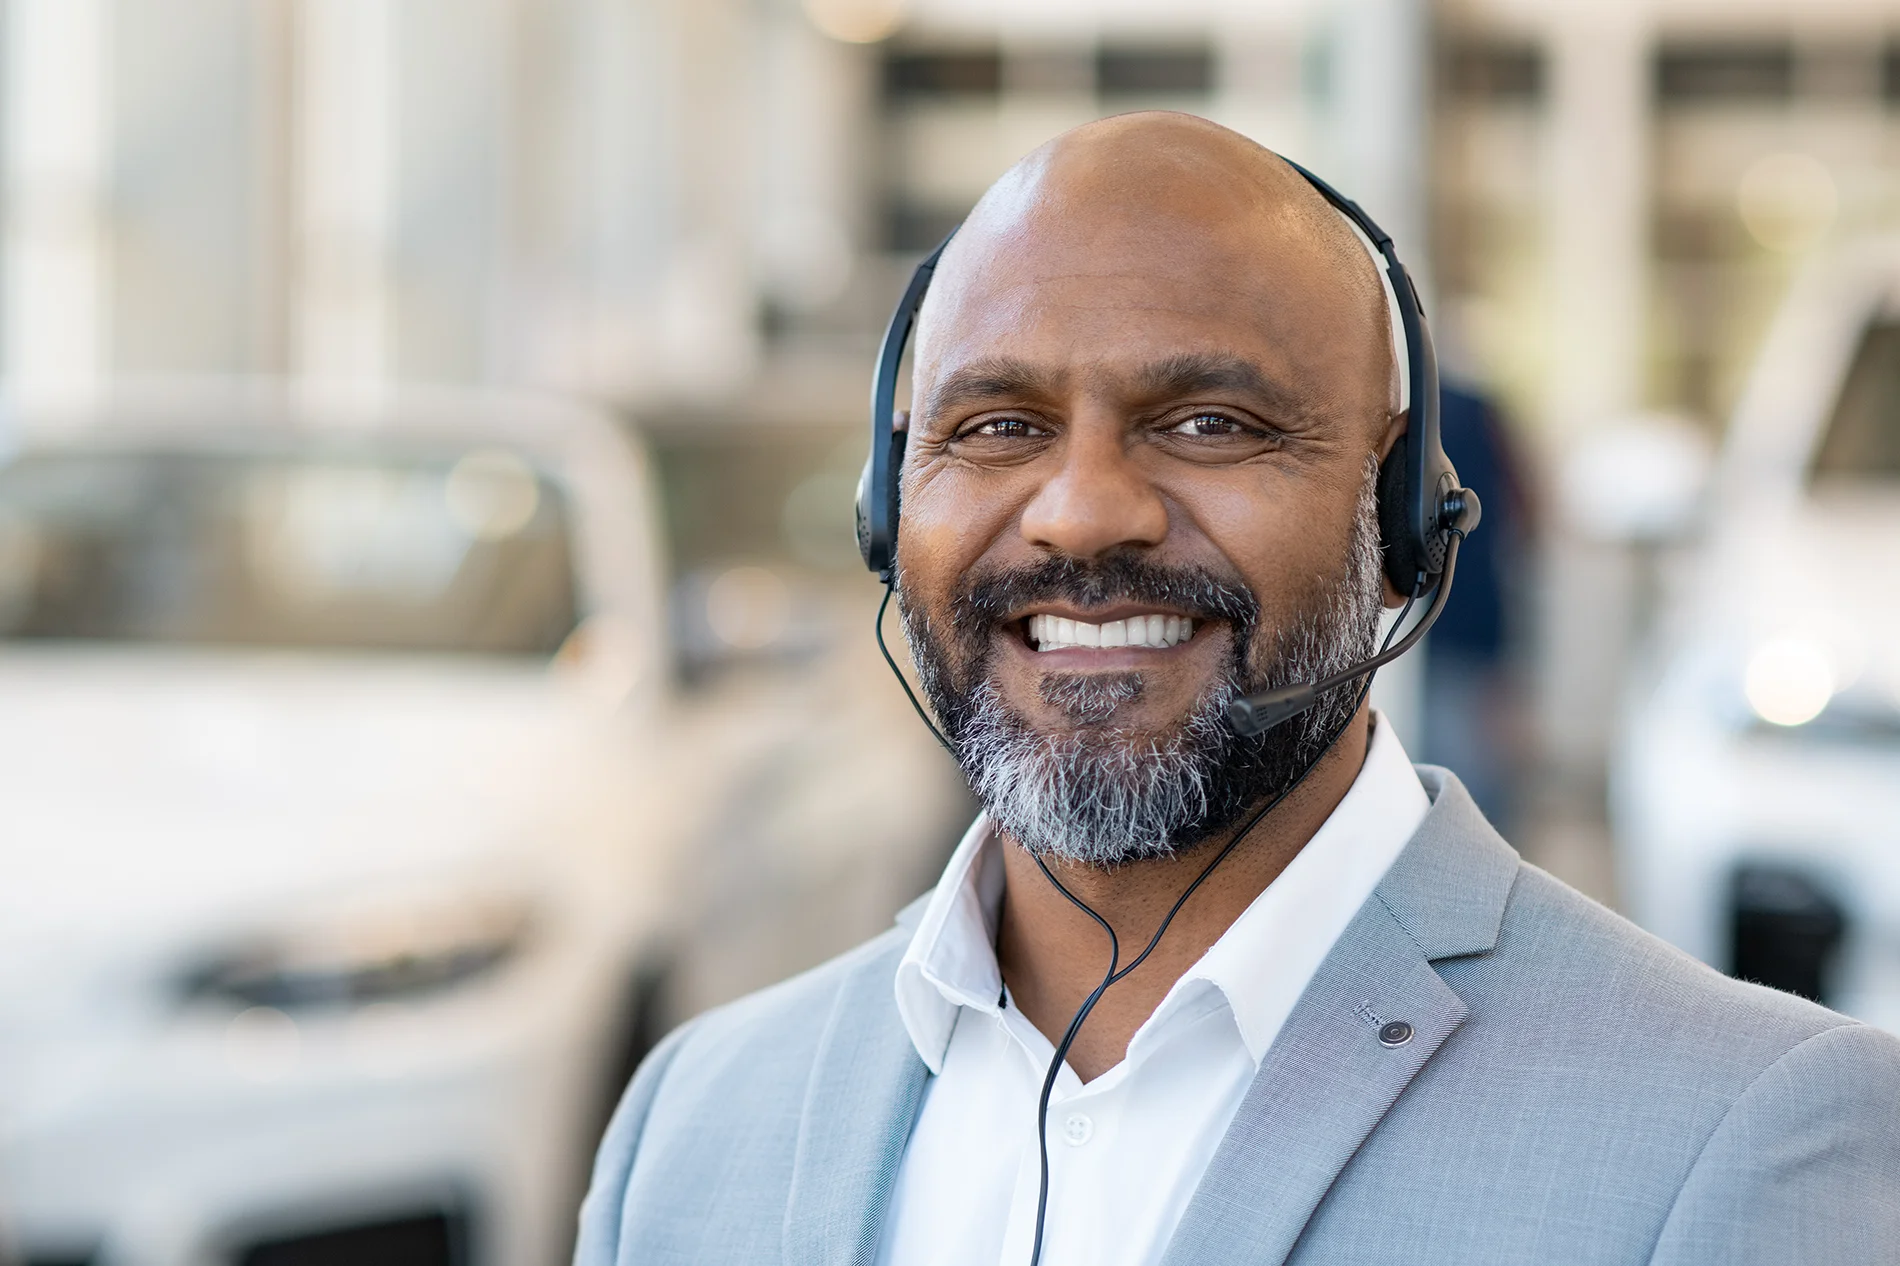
[1614,239,1900,1028]
[0,385,684,1266]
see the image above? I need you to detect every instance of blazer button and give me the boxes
[1378,1020,1414,1048]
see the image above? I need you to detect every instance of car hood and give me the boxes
[0,649,649,972]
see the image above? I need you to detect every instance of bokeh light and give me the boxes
[1744,636,1837,727]
[802,0,906,44]
[1737,152,1838,255]
[705,565,791,650]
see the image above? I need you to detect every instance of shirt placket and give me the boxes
[993,1003,1137,1266]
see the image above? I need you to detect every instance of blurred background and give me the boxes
[1,0,1898,1262]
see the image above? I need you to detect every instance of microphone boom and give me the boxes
[1226,524,1468,738]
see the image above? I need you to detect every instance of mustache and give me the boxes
[950,553,1261,643]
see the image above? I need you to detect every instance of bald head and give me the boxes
[916,112,1398,423]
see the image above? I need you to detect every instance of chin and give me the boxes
[1029,664,1224,735]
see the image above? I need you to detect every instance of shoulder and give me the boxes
[652,917,913,1107]
[601,918,914,1155]
[1393,768,1900,1159]
[576,920,916,1265]
[1490,861,1866,1061]
[1646,1004,1900,1261]
[1338,779,1900,1254]
[1437,854,1900,1152]
[1400,768,1885,1091]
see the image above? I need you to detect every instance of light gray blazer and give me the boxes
[577,768,1900,1265]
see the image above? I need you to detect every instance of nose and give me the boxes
[1017,419,1168,559]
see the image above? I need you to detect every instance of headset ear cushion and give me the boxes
[885,427,907,553]
[1377,438,1418,594]
[855,454,876,570]
[855,428,909,577]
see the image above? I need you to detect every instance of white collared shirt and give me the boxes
[878,714,1430,1266]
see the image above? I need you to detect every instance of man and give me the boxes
[578,114,1900,1265]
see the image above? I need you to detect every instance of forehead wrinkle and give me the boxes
[921,347,1326,435]
[917,246,1385,440]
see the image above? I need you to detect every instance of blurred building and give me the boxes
[1,0,1897,911]
[0,0,1890,419]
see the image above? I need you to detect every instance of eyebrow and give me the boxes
[1134,352,1272,400]
[921,357,1063,422]
[1132,352,1319,427]
[921,351,1319,429]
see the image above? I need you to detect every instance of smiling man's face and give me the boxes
[893,114,1399,866]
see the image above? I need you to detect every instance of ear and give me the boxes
[1377,408,1406,461]
[1376,410,1409,609]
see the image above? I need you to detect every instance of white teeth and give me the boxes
[1028,613,1195,652]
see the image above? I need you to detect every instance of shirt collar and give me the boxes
[893,812,1007,1073]
[892,713,1429,1074]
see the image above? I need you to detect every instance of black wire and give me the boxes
[1021,584,1421,1266]
[876,579,955,756]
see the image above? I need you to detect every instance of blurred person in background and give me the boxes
[1418,381,1535,837]
[577,114,1900,1266]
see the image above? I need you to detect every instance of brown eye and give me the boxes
[970,417,1044,439]
[1169,412,1246,437]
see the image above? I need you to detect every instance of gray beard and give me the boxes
[905,467,1386,870]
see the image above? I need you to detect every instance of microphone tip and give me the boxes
[1227,688,1318,737]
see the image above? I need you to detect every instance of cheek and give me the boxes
[1187,477,1352,623]
[895,464,1019,598]
[1189,482,1305,579]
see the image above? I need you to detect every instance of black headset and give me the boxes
[854,157,1480,737]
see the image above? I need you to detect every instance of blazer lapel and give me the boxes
[783,937,931,1266]
[1161,768,1519,1266]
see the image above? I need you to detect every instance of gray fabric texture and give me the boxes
[576,768,1900,1265]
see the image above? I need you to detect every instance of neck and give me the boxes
[994,706,1371,1083]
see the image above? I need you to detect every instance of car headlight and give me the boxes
[182,891,534,1011]
[1738,631,1900,744]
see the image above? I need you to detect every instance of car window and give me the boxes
[1812,319,1900,483]
[0,446,580,656]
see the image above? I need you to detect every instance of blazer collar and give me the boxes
[1374,764,1520,960]
[1160,767,1519,1266]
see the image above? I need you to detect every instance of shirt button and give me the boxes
[1062,1113,1094,1146]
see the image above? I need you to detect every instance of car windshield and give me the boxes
[1812,319,1900,483]
[0,444,580,656]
